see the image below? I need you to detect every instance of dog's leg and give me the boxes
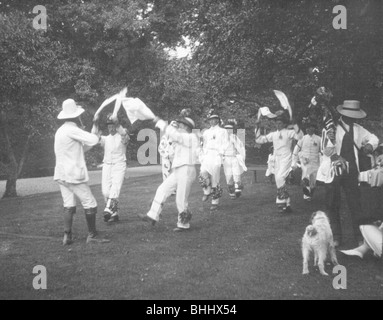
[314,251,318,266]
[317,249,329,276]
[302,244,310,275]
[329,244,339,266]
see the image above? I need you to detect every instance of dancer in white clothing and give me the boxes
[292,121,321,201]
[255,112,303,213]
[199,109,228,211]
[138,109,200,231]
[222,119,247,199]
[92,114,129,222]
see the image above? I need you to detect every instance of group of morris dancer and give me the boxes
[53,92,382,267]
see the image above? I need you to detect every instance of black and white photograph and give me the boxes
[0,0,382,302]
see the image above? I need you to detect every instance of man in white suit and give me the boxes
[54,99,109,245]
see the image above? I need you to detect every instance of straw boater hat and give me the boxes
[177,109,195,129]
[57,99,85,119]
[336,100,366,119]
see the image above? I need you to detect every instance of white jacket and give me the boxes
[166,125,200,168]
[54,122,99,184]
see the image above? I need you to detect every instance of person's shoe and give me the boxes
[63,232,73,245]
[235,191,242,198]
[108,214,119,223]
[103,209,112,222]
[202,194,210,202]
[173,227,189,232]
[137,213,156,225]
[284,206,293,213]
[86,234,111,244]
[210,204,219,212]
[303,195,312,201]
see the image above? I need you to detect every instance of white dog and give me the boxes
[302,211,338,276]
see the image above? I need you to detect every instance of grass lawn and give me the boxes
[0,170,382,300]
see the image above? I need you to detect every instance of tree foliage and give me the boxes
[181,0,383,122]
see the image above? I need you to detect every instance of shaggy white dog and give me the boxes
[302,211,338,276]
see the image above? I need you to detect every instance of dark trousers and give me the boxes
[325,171,362,242]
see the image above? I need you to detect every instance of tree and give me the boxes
[0,11,75,197]
[0,0,187,197]
[180,0,383,121]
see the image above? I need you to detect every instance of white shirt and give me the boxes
[166,125,200,168]
[54,122,99,184]
[293,134,321,166]
[202,125,227,154]
[256,128,303,158]
[100,127,129,164]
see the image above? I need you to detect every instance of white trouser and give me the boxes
[200,151,221,188]
[223,156,242,184]
[102,161,126,201]
[147,165,196,228]
[58,182,97,209]
[301,163,319,190]
[274,154,292,189]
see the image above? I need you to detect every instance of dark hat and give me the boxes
[224,119,237,129]
[274,110,290,124]
[207,108,220,120]
[301,117,317,129]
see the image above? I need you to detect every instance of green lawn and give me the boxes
[0,171,382,300]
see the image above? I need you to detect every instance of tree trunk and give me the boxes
[3,171,17,198]
[0,111,30,198]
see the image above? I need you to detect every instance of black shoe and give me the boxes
[108,214,119,223]
[284,206,293,213]
[173,227,189,232]
[137,213,156,225]
[103,211,112,222]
